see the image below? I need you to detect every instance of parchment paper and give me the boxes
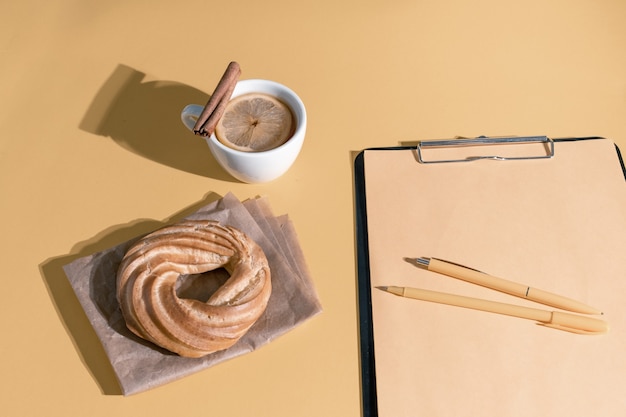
[63,192,322,395]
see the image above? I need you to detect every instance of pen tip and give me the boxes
[403,257,418,266]
[376,286,389,292]
[403,257,430,268]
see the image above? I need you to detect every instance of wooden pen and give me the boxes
[378,286,608,335]
[415,257,603,315]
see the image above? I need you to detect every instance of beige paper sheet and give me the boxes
[362,138,626,416]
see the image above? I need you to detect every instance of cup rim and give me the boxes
[208,79,306,156]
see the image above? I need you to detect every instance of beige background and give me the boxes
[2,0,626,416]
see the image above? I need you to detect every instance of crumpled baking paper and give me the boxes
[63,192,322,395]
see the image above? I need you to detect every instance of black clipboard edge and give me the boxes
[354,150,377,417]
[353,136,624,417]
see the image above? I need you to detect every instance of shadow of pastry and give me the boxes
[79,64,233,181]
[39,192,223,395]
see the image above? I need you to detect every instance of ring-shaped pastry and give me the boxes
[116,220,271,358]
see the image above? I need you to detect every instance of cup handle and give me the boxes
[180,104,204,132]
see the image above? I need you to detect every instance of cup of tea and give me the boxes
[181,79,307,183]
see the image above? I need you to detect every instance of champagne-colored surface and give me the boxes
[3,1,626,416]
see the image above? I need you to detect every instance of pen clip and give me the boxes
[539,311,609,335]
[431,257,486,274]
[537,323,606,335]
[412,257,487,274]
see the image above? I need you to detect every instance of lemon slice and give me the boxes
[215,93,294,152]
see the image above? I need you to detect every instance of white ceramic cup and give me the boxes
[181,79,307,183]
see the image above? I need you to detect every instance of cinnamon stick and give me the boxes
[193,61,241,136]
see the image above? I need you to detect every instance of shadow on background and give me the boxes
[40,192,223,395]
[80,64,233,181]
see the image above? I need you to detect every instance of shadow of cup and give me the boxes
[80,64,233,180]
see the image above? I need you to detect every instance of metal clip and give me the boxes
[416,136,555,164]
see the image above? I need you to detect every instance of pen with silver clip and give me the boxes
[378,286,609,335]
[414,257,603,315]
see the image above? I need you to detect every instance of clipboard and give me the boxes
[354,137,626,417]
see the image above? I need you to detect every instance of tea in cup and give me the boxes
[181,79,306,183]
